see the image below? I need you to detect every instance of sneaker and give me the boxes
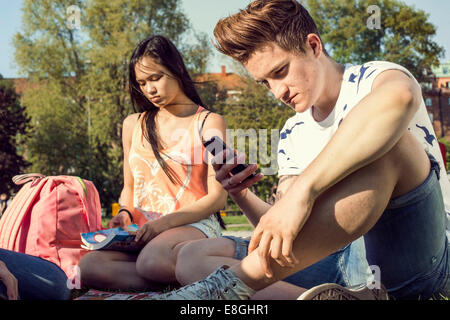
[298,283,388,300]
[152,266,256,300]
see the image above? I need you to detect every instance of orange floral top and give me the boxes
[128,106,210,227]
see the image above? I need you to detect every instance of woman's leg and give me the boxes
[135,225,206,283]
[79,250,162,291]
[0,249,70,300]
[175,237,240,285]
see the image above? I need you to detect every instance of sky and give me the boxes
[0,0,449,78]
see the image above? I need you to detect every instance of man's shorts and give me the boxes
[223,236,250,260]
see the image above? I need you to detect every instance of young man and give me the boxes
[154,0,450,300]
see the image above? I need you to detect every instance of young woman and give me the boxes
[79,35,228,291]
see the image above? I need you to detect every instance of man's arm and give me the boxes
[231,175,298,227]
[297,69,422,201]
[249,70,424,275]
[274,175,298,203]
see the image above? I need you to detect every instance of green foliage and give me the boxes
[13,0,212,211]
[306,0,445,82]
[0,76,30,196]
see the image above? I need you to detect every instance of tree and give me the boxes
[306,0,445,82]
[13,0,211,211]
[0,75,30,196]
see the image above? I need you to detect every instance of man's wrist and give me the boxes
[289,173,319,207]
[229,188,249,205]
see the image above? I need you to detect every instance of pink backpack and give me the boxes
[0,174,103,278]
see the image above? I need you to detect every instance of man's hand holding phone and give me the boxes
[204,136,264,199]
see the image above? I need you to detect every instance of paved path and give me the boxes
[222,225,253,239]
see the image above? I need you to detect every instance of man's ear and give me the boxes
[306,33,323,58]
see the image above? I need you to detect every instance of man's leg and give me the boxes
[0,249,70,300]
[154,132,440,299]
[176,236,306,299]
[363,154,449,299]
[234,132,428,291]
[155,138,399,299]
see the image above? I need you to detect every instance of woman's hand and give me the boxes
[108,211,132,229]
[0,260,18,300]
[134,219,169,244]
[211,149,263,200]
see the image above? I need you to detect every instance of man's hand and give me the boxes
[248,185,314,278]
[211,149,263,199]
[0,261,18,300]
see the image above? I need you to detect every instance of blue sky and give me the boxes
[0,0,449,78]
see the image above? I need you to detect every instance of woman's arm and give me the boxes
[113,113,140,227]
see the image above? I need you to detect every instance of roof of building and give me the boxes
[194,66,247,92]
[6,66,247,96]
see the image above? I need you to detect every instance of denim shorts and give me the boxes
[223,235,370,289]
[189,214,222,239]
[364,155,450,300]
[223,236,250,260]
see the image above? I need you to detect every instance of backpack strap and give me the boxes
[13,173,45,185]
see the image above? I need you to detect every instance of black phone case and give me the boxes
[203,136,257,178]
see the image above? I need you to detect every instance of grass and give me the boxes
[101,214,254,230]
[222,215,251,225]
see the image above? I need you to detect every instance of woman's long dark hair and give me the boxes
[128,35,225,229]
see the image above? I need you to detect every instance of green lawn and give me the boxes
[102,214,252,229]
[222,214,251,225]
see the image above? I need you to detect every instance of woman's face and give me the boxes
[134,56,184,108]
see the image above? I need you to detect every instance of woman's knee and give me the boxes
[175,238,236,285]
[135,244,175,281]
[79,251,110,286]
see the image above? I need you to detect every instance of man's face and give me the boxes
[244,42,322,113]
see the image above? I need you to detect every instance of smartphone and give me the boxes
[203,136,258,179]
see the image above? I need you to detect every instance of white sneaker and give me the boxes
[298,283,388,300]
[152,266,256,300]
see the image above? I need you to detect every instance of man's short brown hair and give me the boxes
[213,0,326,64]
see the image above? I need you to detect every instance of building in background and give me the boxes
[194,65,246,101]
[422,61,450,141]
